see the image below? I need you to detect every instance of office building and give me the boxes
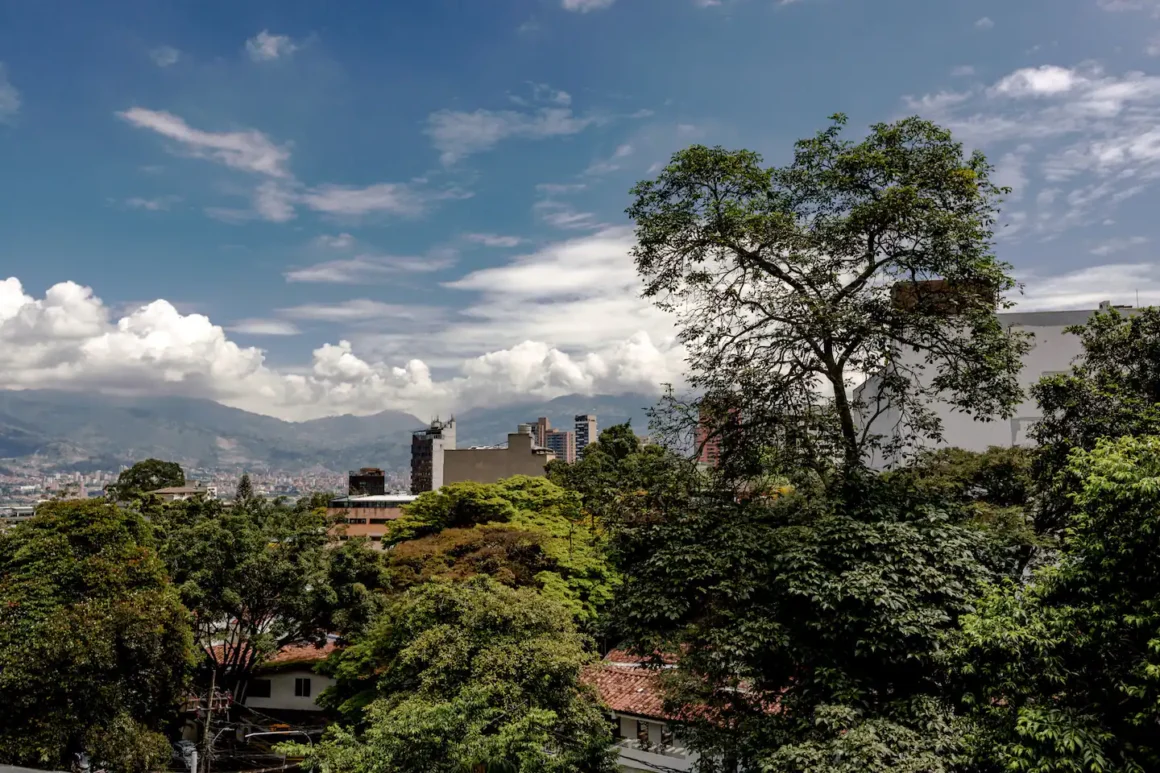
[410,417,456,494]
[327,493,419,548]
[444,426,555,485]
[534,417,551,447]
[575,414,597,457]
[348,467,386,496]
[544,428,576,463]
[856,291,1132,468]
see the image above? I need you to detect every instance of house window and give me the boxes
[294,678,312,698]
[247,679,271,699]
[610,715,623,740]
[637,720,650,748]
[661,725,673,748]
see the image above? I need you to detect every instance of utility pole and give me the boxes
[202,668,216,773]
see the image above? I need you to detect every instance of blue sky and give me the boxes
[1,0,1159,419]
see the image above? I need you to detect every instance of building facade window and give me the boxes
[247,679,272,699]
[294,677,312,698]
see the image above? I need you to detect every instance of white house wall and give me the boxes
[242,668,335,713]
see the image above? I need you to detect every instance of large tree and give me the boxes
[293,578,618,773]
[950,435,1160,772]
[627,115,1030,471]
[608,473,1003,773]
[151,495,385,698]
[112,458,185,496]
[0,499,193,772]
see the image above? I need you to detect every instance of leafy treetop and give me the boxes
[627,114,1029,470]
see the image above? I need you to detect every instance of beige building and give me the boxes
[444,430,555,486]
[147,483,218,501]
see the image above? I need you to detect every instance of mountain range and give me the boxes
[0,390,660,473]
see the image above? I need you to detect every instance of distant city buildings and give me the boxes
[410,417,456,494]
[575,414,597,458]
[529,416,576,463]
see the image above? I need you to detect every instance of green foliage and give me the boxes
[610,475,998,772]
[289,578,618,773]
[950,436,1160,772]
[153,495,384,694]
[390,477,617,623]
[627,115,1029,469]
[113,457,185,496]
[1030,307,1160,535]
[0,499,192,770]
[235,472,254,501]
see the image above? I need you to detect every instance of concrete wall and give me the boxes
[444,432,554,486]
[857,309,1094,468]
[613,715,696,772]
[242,668,335,712]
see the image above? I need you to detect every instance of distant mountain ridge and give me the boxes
[0,390,661,473]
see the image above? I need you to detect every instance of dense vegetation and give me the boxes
[2,116,1158,773]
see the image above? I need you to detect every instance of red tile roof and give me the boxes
[603,648,679,666]
[206,639,340,670]
[584,665,674,720]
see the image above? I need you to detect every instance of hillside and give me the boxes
[0,390,662,472]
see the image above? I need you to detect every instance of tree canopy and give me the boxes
[0,499,192,772]
[627,115,1029,470]
[389,477,617,625]
[113,458,185,496]
[289,578,618,773]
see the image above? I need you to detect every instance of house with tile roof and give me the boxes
[584,650,699,773]
[205,637,340,717]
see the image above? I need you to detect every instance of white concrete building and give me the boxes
[857,302,1130,467]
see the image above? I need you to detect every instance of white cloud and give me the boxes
[1097,0,1160,11]
[427,106,601,164]
[245,30,299,61]
[284,251,457,283]
[149,46,180,67]
[975,16,995,29]
[536,182,587,194]
[316,233,355,248]
[253,182,297,222]
[125,196,181,211]
[279,300,434,322]
[902,63,1160,236]
[534,200,604,229]
[0,63,21,124]
[562,0,616,11]
[1089,235,1149,256]
[990,65,1084,97]
[1016,263,1160,310]
[0,227,684,419]
[993,151,1030,200]
[119,108,456,222]
[951,65,976,77]
[298,183,431,217]
[584,143,635,175]
[228,318,301,336]
[465,233,523,247]
[118,108,292,178]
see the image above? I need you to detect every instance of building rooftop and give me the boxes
[329,493,418,504]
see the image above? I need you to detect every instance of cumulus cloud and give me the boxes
[0,63,21,123]
[245,31,299,61]
[0,273,682,420]
[125,195,181,211]
[974,16,995,29]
